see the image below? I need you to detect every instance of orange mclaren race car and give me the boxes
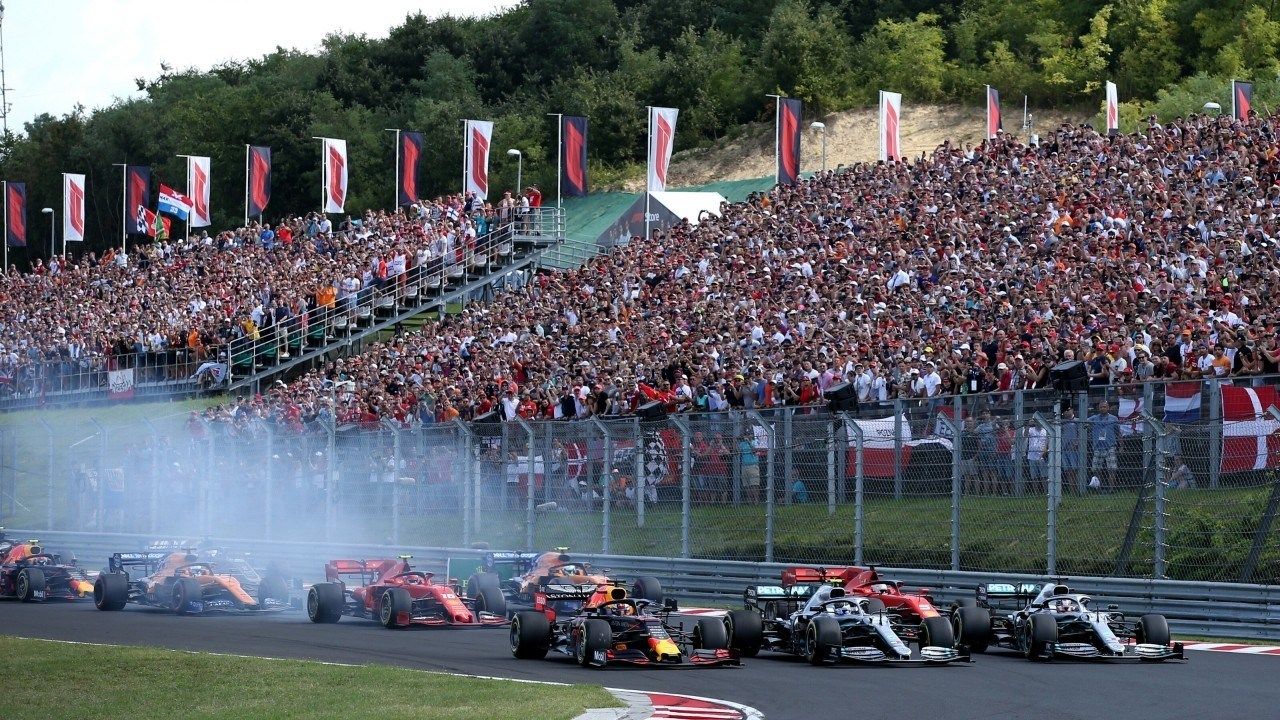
[306,555,507,628]
[466,548,664,618]
[93,549,290,614]
[0,531,95,601]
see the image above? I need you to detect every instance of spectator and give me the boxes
[1088,401,1119,491]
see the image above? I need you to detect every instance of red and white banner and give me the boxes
[985,86,1001,140]
[108,367,135,401]
[187,156,211,227]
[464,120,493,201]
[63,173,85,242]
[879,90,901,162]
[322,138,347,214]
[1221,385,1280,473]
[647,106,678,192]
[1105,81,1119,135]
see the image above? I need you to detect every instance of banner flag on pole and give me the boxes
[1105,81,1119,135]
[985,86,1002,140]
[1232,80,1254,123]
[125,165,150,235]
[464,120,493,200]
[187,156,211,227]
[321,138,348,213]
[397,130,423,206]
[561,115,589,197]
[647,106,678,192]
[158,184,193,220]
[879,91,902,162]
[247,146,272,218]
[778,98,802,185]
[63,173,86,242]
[5,182,26,248]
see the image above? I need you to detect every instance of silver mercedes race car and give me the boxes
[965,581,1185,662]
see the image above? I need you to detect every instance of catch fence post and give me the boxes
[670,415,693,558]
[1076,392,1089,494]
[38,417,54,531]
[264,422,275,540]
[1013,390,1025,496]
[385,420,403,546]
[325,417,337,541]
[516,417,536,551]
[1208,379,1221,489]
[88,418,106,532]
[1147,414,1170,578]
[205,421,217,537]
[1034,411,1060,575]
[590,417,613,555]
[893,399,904,500]
[143,418,160,534]
[633,417,645,529]
[750,411,775,563]
[783,408,794,507]
[826,415,837,517]
[842,414,865,564]
[937,413,961,571]
[731,412,743,506]
[454,420,475,546]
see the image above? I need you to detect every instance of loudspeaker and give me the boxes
[824,381,858,412]
[474,410,500,424]
[1050,360,1089,393]
[637,400,666,421]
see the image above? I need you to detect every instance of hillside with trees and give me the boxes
[4,0,1280,253]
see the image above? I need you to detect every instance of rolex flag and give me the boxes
[247,146,271,218]
[647,106,678,192]
[125,165,150,235]
[879,91,902,162]
[1232,80,1254,123]
[986,86,1002,140]
[322,138,347,213]
[158,184,193,220]
[777,98,802,185]
[63,173,86,242]
[560,115,589,198]
[464,120,493,200]
[397,131,423,207]
[1105,81,1119,135]
[4,182,26,248]
[187,156,211,227]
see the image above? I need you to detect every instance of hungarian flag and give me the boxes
[322,138,347,213]
[4,181,26,248]
[879,91,902,162]
[647,106,678,192]
[1232,80,1254,123]
[187,156,211,227]
[158,184,193,220]
[63,173,86,242]
[247,145,271,218]
[777,98,802,185]
[464,120,493,200]
[397,130,423,207]
[560,115,588,198]
[985,86,1002,140]
[1220,384,1280,473]
[125,165,150,235]
[1105,81,1119,135]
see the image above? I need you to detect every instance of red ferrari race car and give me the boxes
[0,533,95,602]
[306,555,507,628]
[776,565,988,650]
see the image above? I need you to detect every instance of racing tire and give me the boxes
[307,582,344,624]
[474,586,507,619]
[725,609,764,657]
[258,575,290,608]
[863,597,887,615]
[694,617,730,651]
[952,606,991,653]
[15,567,45,602]
[466,572,501,600]
[1137,614,1171,646]
[919,615,955,650]
[380,588,412,629]
[806,616,842,666]
[172,578,202,615]
[956,598,978,608]
[631,576,664,605]
[93,572,127,611]
[510,611,552,659]
[1024,614,1058,661]
[577,619,612,668]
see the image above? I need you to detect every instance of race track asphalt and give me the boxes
[1,600,1275,720]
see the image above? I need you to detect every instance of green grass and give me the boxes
[0,636,618,720]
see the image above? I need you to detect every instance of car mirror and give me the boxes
[1107,604,1119,611]
[663,597,679,612]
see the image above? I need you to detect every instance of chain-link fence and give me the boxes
[4,379,1280,583]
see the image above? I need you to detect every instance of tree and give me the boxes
[759,0,855,112]
[854,13,948,101]
[1037,6,1111,100]
[1110,0,1181,98]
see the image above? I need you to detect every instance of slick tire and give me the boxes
[172,578,202,615]
[466,572,501,600]
[631,576,664,605]
[380,587,412,629]
[919,615,955,650]
[475,586,507,619]
[694,617,729,651]
[258,575,290,607]
[307,582,344,624]
[93,572,127,611]
[863,597,887,615]
[510,611,552,659]
[725,609,764,657]
[806,616,842,666]
[1024,614,1058,661]
[16,567,45,602]
[577,619,612,668]
[1137,614,1171,646]
[952,606,991,653]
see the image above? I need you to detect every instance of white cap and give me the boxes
[1089,476,1101,489]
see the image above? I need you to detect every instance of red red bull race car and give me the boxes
[0,532,95,602]
[306,555,507,628]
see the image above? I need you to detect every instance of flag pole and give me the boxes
[2,180,7,270]
[385,129,399,210]
[111,163,127,254]
[461,120,469,198]
[644,106,651,244]
[243,145,250,226]
[177,154,192,242]
[766,94,782,185]
[549,113,563,208]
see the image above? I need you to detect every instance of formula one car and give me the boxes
[466,548,664,619]
[306,555,507,628]
[0,535,95,601]
[93,549,291,614]
[736,582,970,665]
[776,565,987,649]
[967,581,1185,661]
[509,585,740,668]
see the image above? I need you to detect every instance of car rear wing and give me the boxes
[976,582,1042,608]
[780,566,862,587]
[107,552,171,574]
[744,584,819,611]
[324,558,397,584]
[482,551,543,574]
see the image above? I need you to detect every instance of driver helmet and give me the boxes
[607,603,633,616]
[830,600,853,616]
[1051,598,1076,613]
[556,564,579,577]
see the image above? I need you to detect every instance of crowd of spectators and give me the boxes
[259,111,1280,429]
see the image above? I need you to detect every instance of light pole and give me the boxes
[507,148,523,194]
[40,207,53,259]
[809,122,827,174]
